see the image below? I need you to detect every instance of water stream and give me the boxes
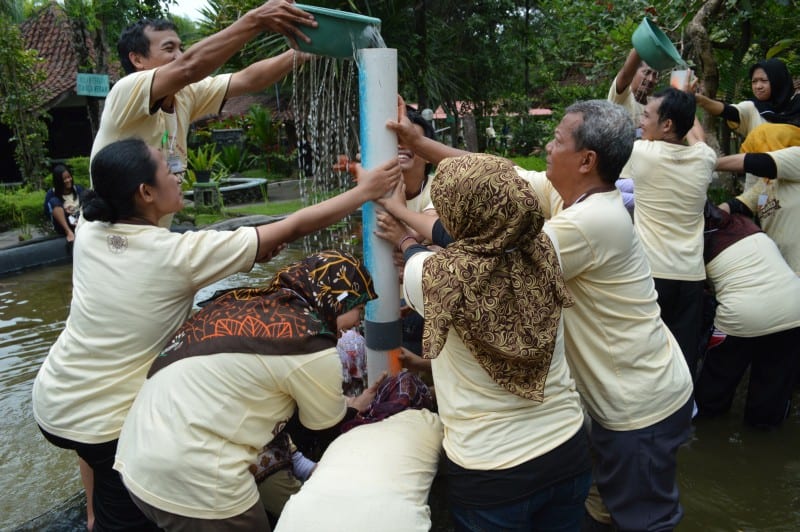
[293,55,360,206]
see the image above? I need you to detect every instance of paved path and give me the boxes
[0,227,49,250]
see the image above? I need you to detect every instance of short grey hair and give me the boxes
[564,100,635,184]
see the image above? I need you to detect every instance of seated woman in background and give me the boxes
[115,250,384,530]
[44,164,84,243]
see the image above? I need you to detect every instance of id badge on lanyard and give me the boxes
[163,113,185,174]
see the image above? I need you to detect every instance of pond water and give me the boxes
[1,227,799,531]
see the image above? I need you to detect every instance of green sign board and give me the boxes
[76,73,109,97]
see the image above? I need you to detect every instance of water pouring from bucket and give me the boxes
[287,4,383,59]
[288,5,402,383]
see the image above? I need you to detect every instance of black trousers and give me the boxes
[38,428,160,532]
[654,278,705,379]
[695,327,800,428]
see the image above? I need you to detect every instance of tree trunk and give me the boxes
[687,0,725,155]
[462,113,478,153]
[414,0,428,110]
[687,0,724,98]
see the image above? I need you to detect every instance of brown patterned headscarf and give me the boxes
[148,250,376,377]
[422,154,573,402]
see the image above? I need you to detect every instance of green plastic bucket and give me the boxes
[631,17,685,70]
[289,4,381,59]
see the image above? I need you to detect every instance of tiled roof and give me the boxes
[221,93,283,118]
[20,2,120,108]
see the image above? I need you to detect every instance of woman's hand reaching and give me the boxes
[346,371,387,412]
[353,158,402,201]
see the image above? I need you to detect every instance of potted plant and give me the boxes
[187,144,221,184]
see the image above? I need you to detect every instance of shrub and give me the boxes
[509,117,557,156]
[265,149,297,178]
[510,155,546,171]
[65,156,91,188]
[0,186,47,231]
[218,143,256,174]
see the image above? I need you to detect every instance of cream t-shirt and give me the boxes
[515,169,693,431]
[620,140,716,280]
[405,173,435,214]
[707,232,800,337]
[728,100,766,138]
[403,227,585,470]
[607,76,645,126]
[32,223,257,443]
[275,409,443,532]
[738,147,800,273]
[90,69,231,170]
[115,349,347,520]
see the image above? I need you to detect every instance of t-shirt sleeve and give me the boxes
[729,100,758,135]
[607,76,628,104]
[403,251,435,318]
[543,218,594,281]
[47,194,63,211]
[104,71,156,127]
[514,167,555,218]
[184,74,232,122]
[174,226,259,290]
[285,350,348,430]
[771,147,800,182]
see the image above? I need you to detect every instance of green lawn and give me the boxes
[191,199,303,226]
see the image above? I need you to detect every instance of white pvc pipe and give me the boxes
[357,48,400,385]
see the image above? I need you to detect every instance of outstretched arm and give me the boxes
[685,116,706,145]
[227,50,313,98]
[386,96,468,165]
[376,181,437,243]
[614,48,642,94]
[254,157,401,261]
[150,0,316,102]
[717,153,778,178]
[694,93,725,117]
[716,153,746,173]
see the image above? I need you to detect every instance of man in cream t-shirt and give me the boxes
[276,409,443,532]
[382,98,693,529]
[607,48,660,127]
[91,2,317,225]
[619,87,716,377]
[515,101,693,531]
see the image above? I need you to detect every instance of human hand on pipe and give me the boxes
[351,157,402,201]
[346,371,388,412]
[375,210,417,251]
[255,242,288,263]
[386,95,424,148]
[375,180,406,218]
[398,347,431,373]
